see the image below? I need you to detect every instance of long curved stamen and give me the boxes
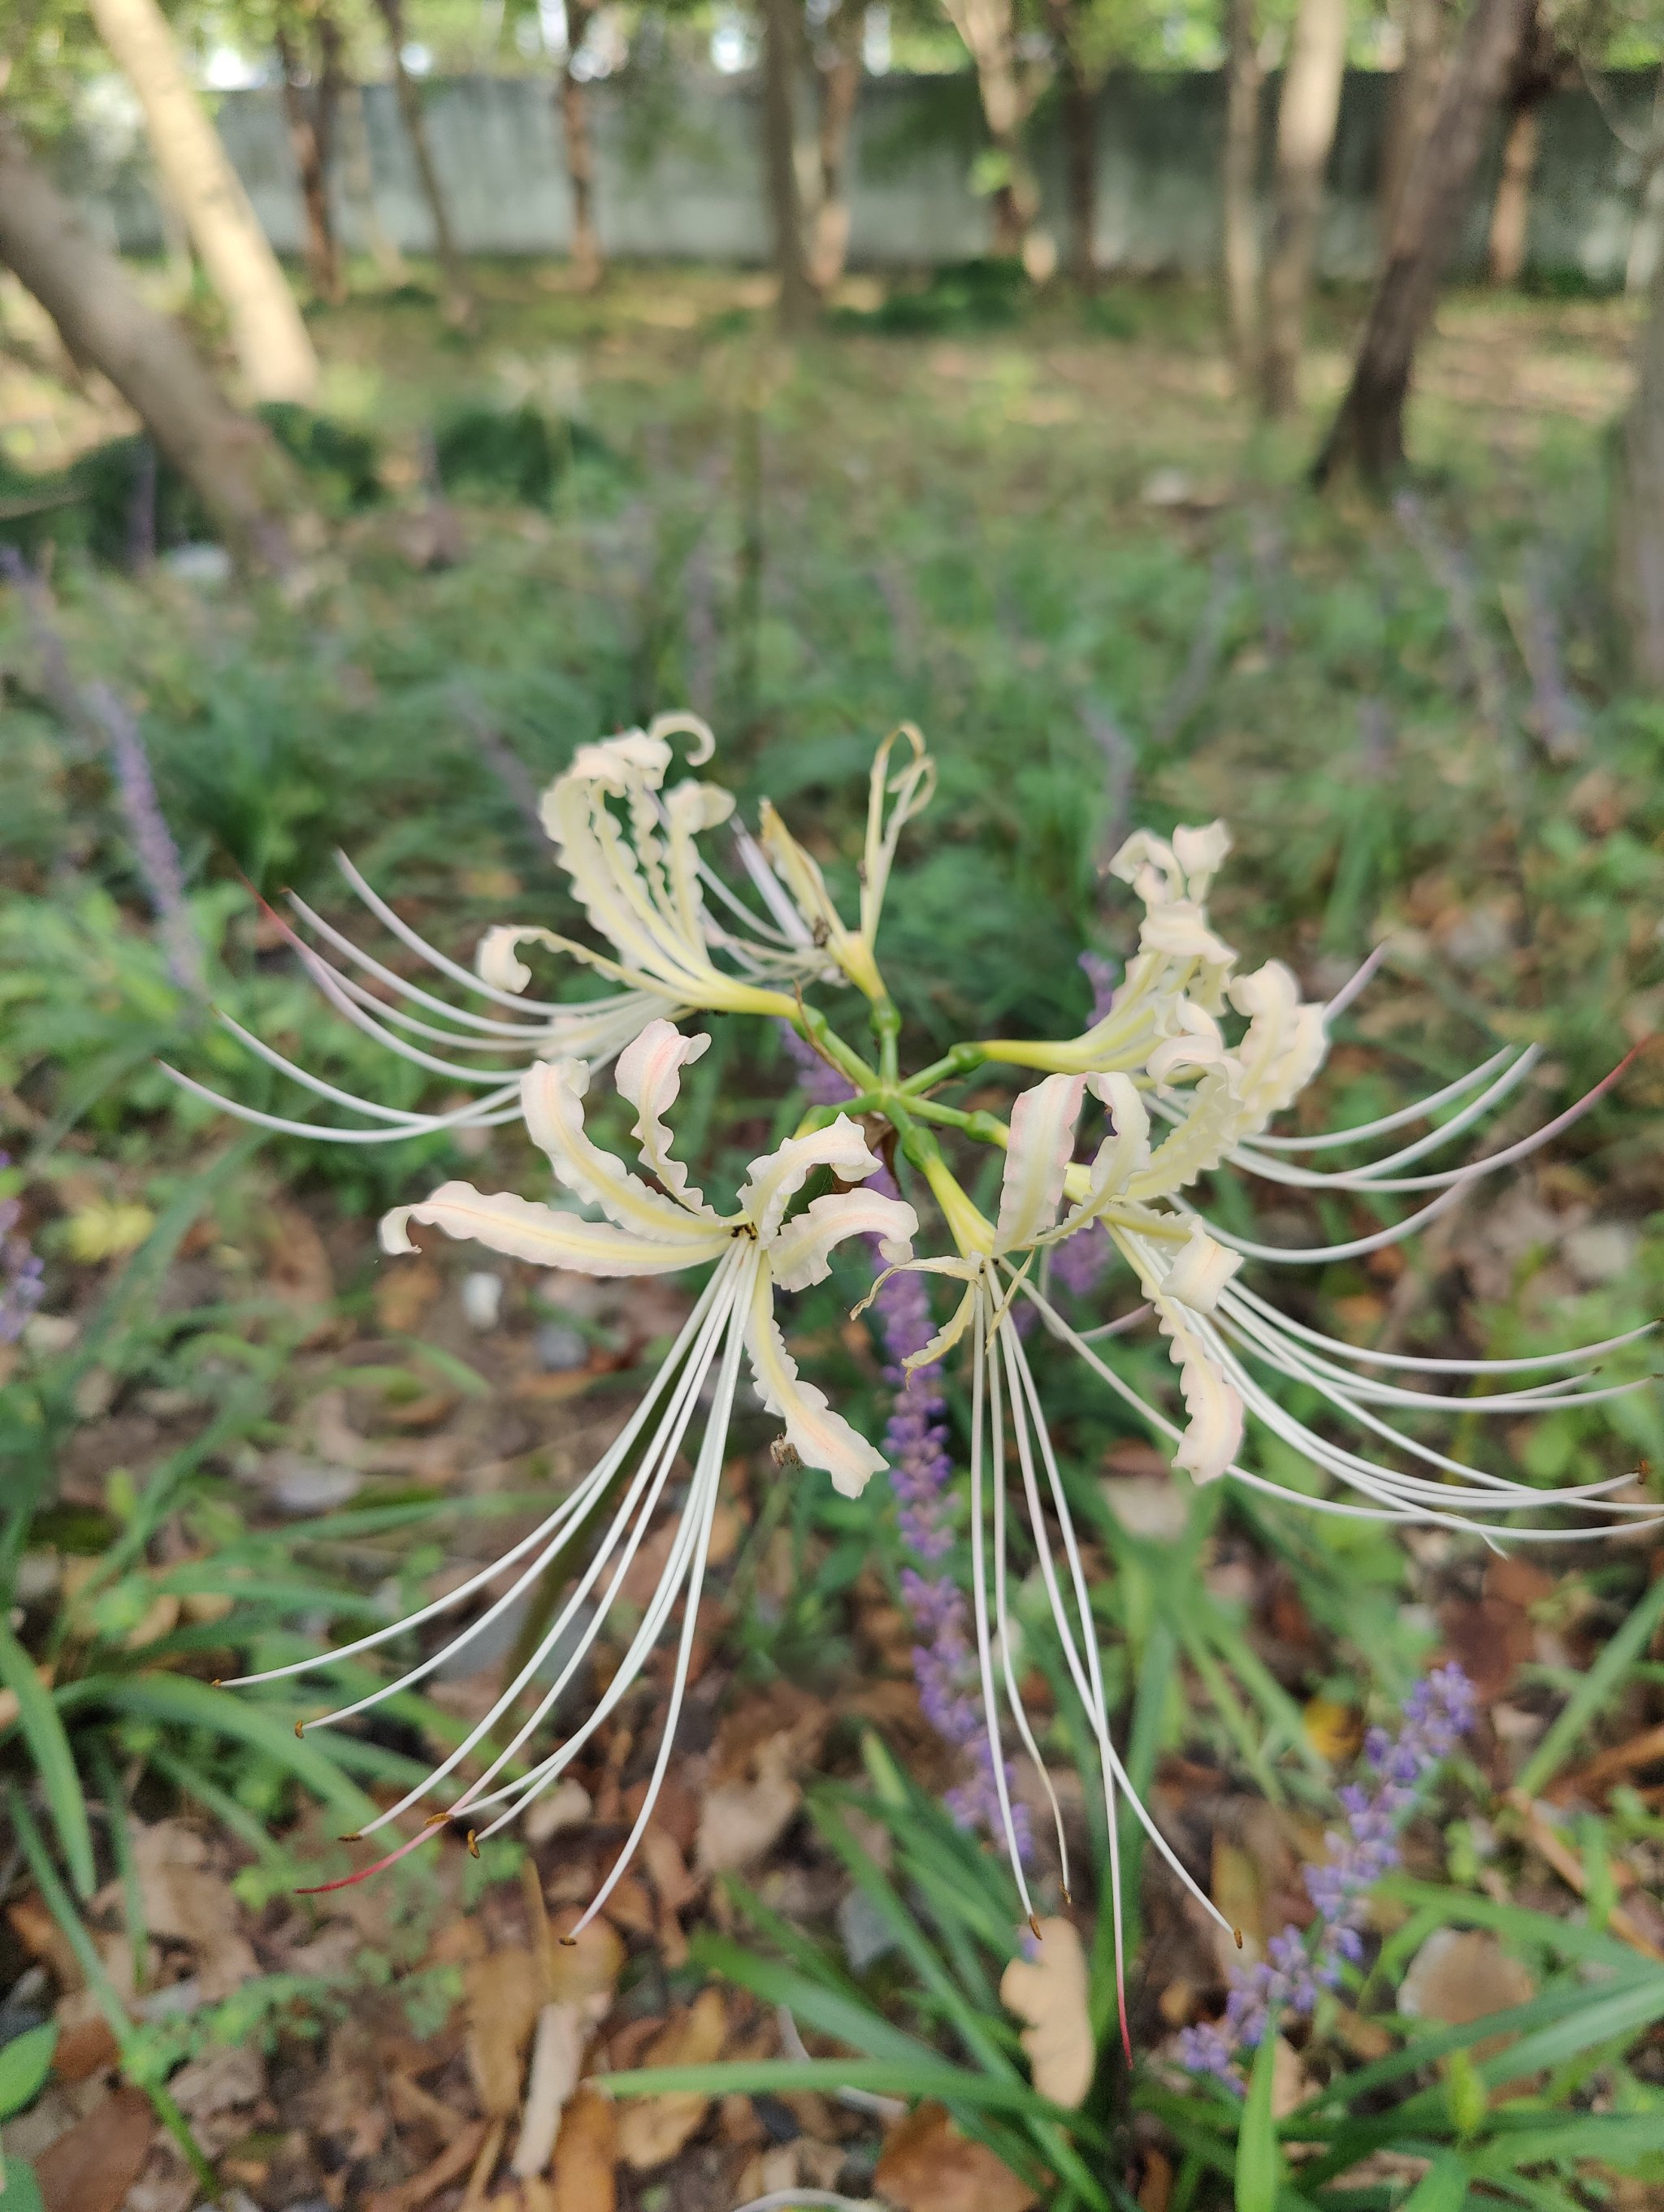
[287,889,566,1028]
[332,853,572,1015]
[348,1253,747,1840]
[989,1314,1072,1900]
[1227,1280,1653,1377]
[157,1061,526,1142]
[560,1261,753,1935]
[1246,1046,1523,1153]
[1323,940,1392,1019]
[226,1266,733,1699]
[969,1283,1038,1923]
[1225,1046,1541,1188]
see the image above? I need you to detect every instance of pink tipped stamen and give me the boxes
[297,1821,443,1894]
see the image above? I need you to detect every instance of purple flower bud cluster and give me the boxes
[84,682,203,997]
[778,1023,1029,1851]
[1080,950,1120,1026]
[1177,1663,1476,2085]
[0,1156,46,1347]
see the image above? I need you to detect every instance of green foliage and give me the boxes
[433,400,613,508]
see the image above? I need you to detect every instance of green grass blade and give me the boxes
[0,2024,58,2121]
[1515,1573,1664,1797]
[0,1625,94,1898]
[1236,2027,1282,2212]
[1398,2153,1473,2212]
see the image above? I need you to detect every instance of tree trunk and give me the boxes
[1614,211,1664,679]
[339,81,406,284]
[809,0,864,293]
[942,0,1048,268]
[1045,0,1098,288]
[370,0,475,329]
[1259,0,1348,418]
[1314,0,1534,487]
[0,119,306,573]
[760,0,816,331]
[275,15,344,305]
[1220,0,1263,383]
[1379,0,1449,239]
[1487,95,1538,283]
[558,0,603,290]
[85,0,318,403]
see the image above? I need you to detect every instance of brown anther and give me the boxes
[338,1831,362,1843]
[294,1720,306,1738]
[1028,1913,1042,1940]
[1233,1928,1245,1950]
[1061,1887,1074,1907]
[466,1829,480,1859]
[423,1811,448,1828]
[557,1935,578,1948]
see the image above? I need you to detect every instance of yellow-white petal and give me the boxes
[1160,1223,1242,1314]
[1171,820,1231,898]
[745,1270,886,1497]
[614,1019,717,1216]
[739,1115,884,1244]
[769,1188,917,1293]
[1153,1294,1243,1484]
[994,1072,1086,1253]
[380,1182,727,1275]
[1052,1072,1150,1234]
[520,1060,713,1245]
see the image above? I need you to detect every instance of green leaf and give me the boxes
[0,2025,58,2122]
[1236,2028,1281,2212]
[0,2158,46,2212]
[0,1627,94,1898]
[1398,2152,1473,2212]
[54,1674,376,1829]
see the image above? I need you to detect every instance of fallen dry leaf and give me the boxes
[874,2101,1039,2212]
[167,2040,264,2123]
[1399,1927,1536,2067]
[696,1734,800,1874]
[130,1819,257,2000]
[614,1987,726,2171]
[544,1905,626,2004]
[467,1946,544,2116]
[37,2084,154,2212]
[999,1918,1094,2108]
[375,1257,444,1334]
[366,2119,491,2212]
[548,2085,616,2212]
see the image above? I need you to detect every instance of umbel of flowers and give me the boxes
[178,718,1653,2022]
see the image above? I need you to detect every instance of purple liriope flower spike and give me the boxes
[1181,1663,1477,2089]
[0,1156,46,1347]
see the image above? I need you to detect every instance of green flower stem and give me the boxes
[901,1041,988,1095]
[871,993,902,1085]
[789,999,878,1093]
[906,1096,1011,1150]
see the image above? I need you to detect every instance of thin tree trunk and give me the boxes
[1259,0,1348,418]
[275,16,344,305]
[1221,0,1264,382]
[1614,197,1664,678]
[1487,96,1539,282]
[0,118,306,572]
[942,0,1048,267]
[1045,0,1098,288]
[1379,0,1448,238]
[760,0,816,331]
[85,0,318,403]
[340,81,406,284]
[371,0,474,329]
[558,0,603,289]
[809,0,864,293]
[1314,0,1535,487]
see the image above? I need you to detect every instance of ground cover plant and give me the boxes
[2,268,1664,2211]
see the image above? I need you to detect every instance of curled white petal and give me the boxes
[1160,1223,1242,1314]
[615,1019,715,1214]
[995,1072,1086,1253]
[1153,1294,1245,1483]
[520,1059,714,1244]
[744,1269,886,1496]
[739,1115,884,1244]
[769,1188,917,1292]
[380,1183,727,1275]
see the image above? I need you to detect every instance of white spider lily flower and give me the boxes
[158,714,834,1145]
[756,725,936,1002]
[232,1020,913,1920]
[530,717,838,1020]
[982,820,1242,1075]
[861,1039,1654,2035]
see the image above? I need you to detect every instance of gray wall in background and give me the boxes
[78,67,1664,286]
